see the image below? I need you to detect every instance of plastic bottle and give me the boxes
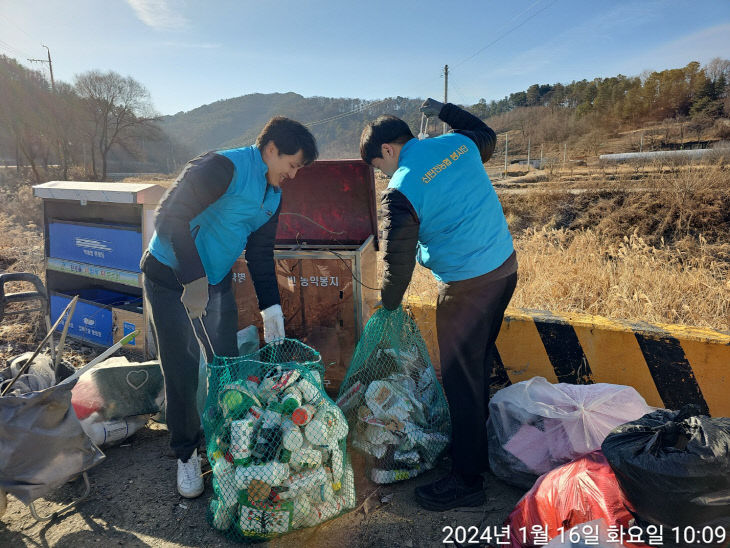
[370,467,421,484]
[283,466,328,495]
[272,369,300,392]
[303,496,344,527]
[234,462,290,489]
[280,387,303,415]
[289,446,322,471]
[80,413,148,446]
[210,497,234,531]
[230,417,256,465]
[251,403,284,461]
[257,376,278,401]
[281,418,304,451]
[308,477,335,503]
[330,445,344,487]
[296,377,323,406]
[304,417,328,447]
[223,384,262,419]
[213,459,238,507]
[290,495,311,529]
[304,405,345,447]
[312,405,349,442]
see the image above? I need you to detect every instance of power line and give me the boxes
[3,13,39,44]
[452,0,558,69]
[0,38,34,60]
[251,2,556,136]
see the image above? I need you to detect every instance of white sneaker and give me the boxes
[177,449,204,498]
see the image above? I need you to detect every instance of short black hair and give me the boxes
[256,116,318,165]
[360,115,414,165]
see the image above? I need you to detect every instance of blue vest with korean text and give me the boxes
[148,145,280,285]
[388,133,513,282]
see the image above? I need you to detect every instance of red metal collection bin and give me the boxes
[233,160,379,395]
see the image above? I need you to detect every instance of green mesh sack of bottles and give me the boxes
[336,306,451,484]
[202,339,356,542]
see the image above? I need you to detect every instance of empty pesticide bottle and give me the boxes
[291,403,317,426]
[252,402,284,462]
[280,386,303,415]
[281,418,304,451]
[80,413,148,446]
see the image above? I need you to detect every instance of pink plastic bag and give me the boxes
[488,376,653,488]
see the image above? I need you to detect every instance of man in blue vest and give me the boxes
[141,117,317,498]
[360,99,517,511]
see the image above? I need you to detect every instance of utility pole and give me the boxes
[28,45,55,92]
[527,138,531,171]
[443,64,448,134]
[43,45,54,91]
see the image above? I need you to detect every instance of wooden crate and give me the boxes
[233,236,378,395]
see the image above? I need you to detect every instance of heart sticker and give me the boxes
[126,370,149,390]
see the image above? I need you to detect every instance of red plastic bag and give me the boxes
[505,451,649,548]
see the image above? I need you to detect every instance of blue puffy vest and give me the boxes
[148,145,280,285]
[388,133,514,283]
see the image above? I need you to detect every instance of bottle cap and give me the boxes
[292,404,316,426]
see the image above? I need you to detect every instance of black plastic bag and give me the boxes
[602,405,730,535]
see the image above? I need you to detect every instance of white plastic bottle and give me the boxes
[234,462,290,489]
[80,413,148,446]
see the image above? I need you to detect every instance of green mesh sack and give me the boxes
[336,306,451,484]
[202,339,356,542]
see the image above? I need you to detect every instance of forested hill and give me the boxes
[2,54,728,180]
[160,59,730,160]
[159,93,425,159]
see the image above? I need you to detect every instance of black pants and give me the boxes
[142,252,238,461]
[437,269,517,477]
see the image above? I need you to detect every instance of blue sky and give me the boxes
[1,0,729,116]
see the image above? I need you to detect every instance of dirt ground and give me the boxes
[1,419,526,548]
[0,313,526,548]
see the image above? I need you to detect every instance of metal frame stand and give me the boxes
[28,472,91,522]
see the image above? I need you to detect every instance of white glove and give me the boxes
[181,276,209,320]
[261,304,285,344]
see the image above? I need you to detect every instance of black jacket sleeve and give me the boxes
[380,188,420,310]
[439,102,497,163]
[244,201,282,311]
[154,152,234,284]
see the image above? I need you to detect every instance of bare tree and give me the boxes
[74,70,159,180]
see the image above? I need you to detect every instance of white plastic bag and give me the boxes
[487,376,653,488]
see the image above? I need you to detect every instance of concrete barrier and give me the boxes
[405,296,730,417]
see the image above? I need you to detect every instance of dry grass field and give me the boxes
[0,160,728,350]
[377,161,730,333]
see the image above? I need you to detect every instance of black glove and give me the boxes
[420,98,444,118]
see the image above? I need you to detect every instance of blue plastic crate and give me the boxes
[50,289,141,347]
[48,220,142,272]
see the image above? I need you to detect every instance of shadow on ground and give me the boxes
[0,422,526,548]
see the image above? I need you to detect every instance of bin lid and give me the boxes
[33,181,165,205]
[277,159,378,248]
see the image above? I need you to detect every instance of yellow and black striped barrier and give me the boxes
[405,297,730,418]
